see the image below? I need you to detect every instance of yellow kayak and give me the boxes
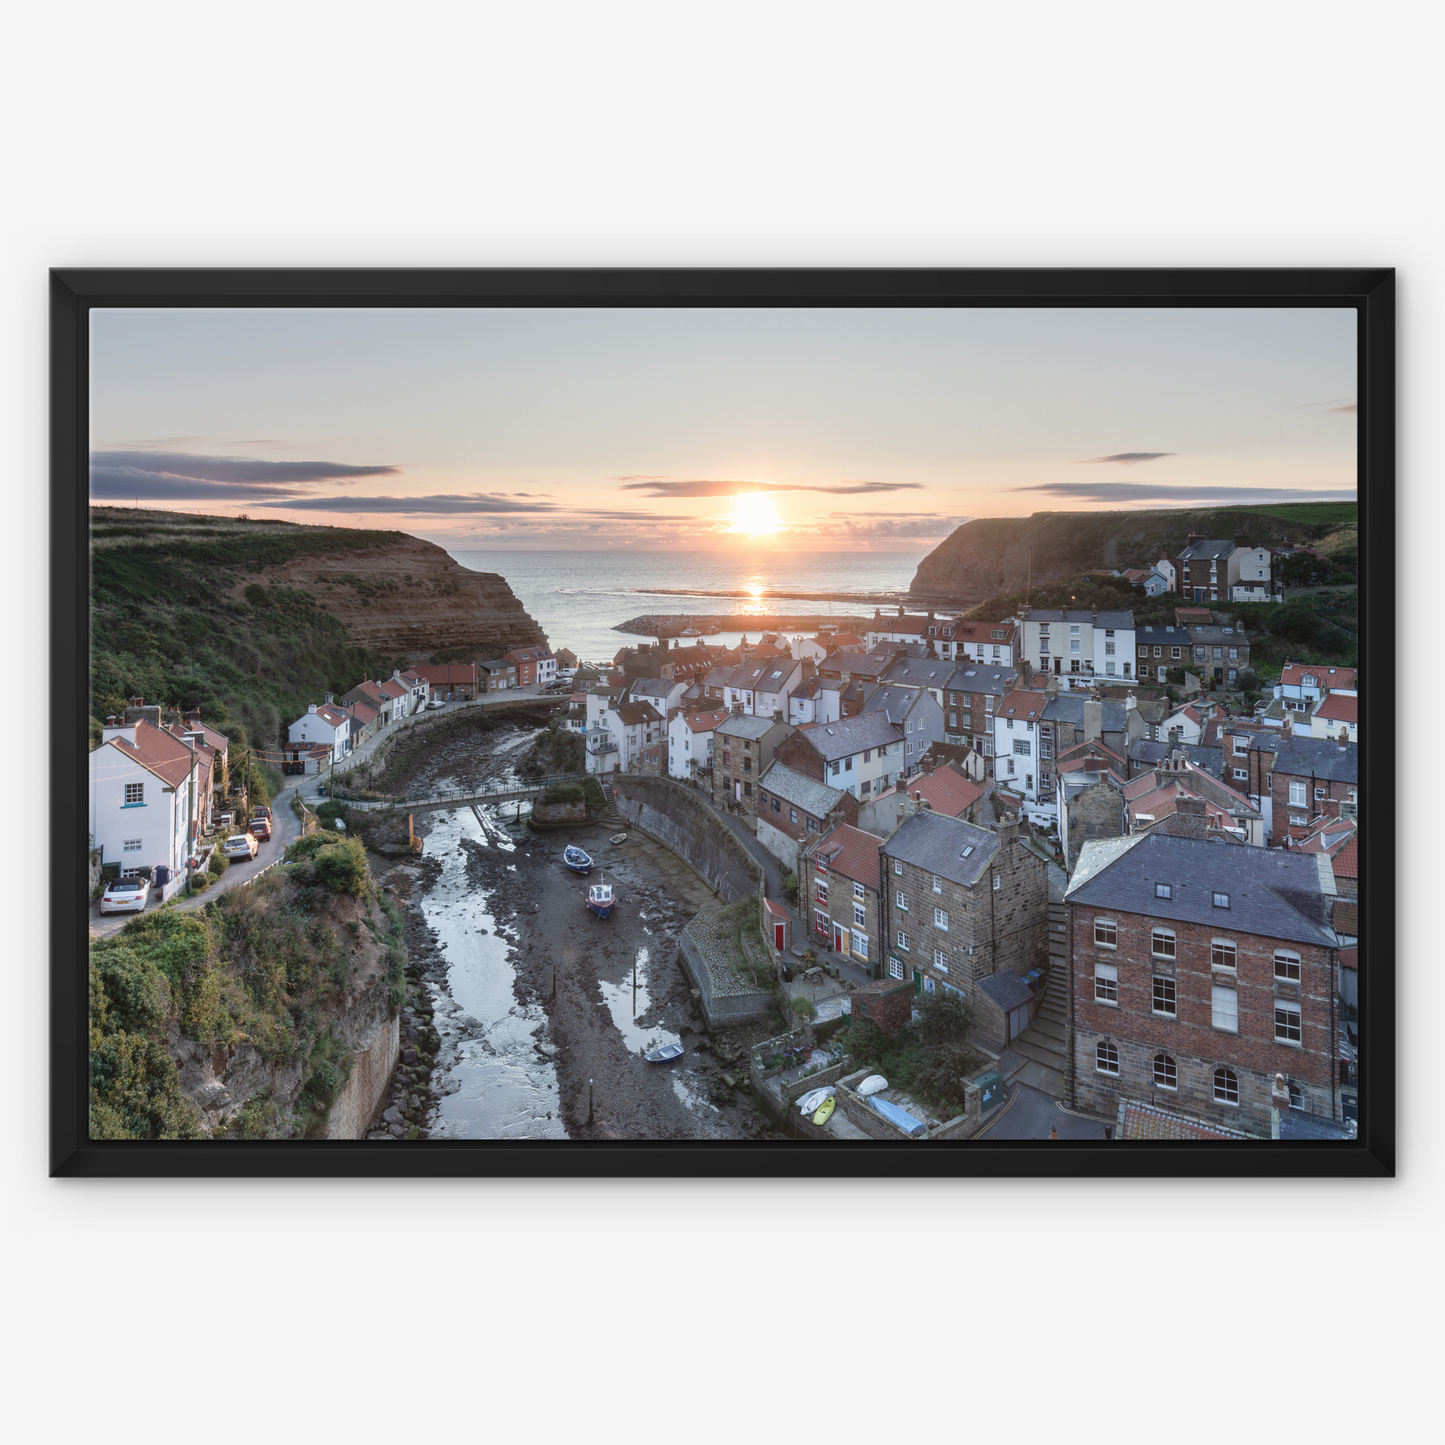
[813,1096,836,1126]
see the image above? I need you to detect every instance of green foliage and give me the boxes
[791,995,818,1021]
[298,1029,355,1139]
[104,909,214,987]
[781,871,799,904]
[183,963,241,1049]
[913,986,976,1051]
[310,837,368,895]
[244,583,271,607]
[541,782,584,805]
[207,850,228,878]
[90,947,169,1035]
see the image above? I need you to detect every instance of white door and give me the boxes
[735,781,742,801]
[1009,1004,1029,1041]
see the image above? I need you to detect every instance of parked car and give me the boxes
[426,699,446,709]
[223,833,259,860]
[253,805,271,820]
[99,876,150,915]
[249,817,272,841]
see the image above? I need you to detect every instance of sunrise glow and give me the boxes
[724,492,783,537]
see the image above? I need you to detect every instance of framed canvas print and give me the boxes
[50,268,1394,1177]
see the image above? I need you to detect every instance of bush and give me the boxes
[207,850,228,878]
[791,995,818,1021]
[312,836,369,895]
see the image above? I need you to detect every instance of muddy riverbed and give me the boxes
[368,723,782,1141]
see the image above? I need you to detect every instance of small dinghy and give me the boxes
[644,1042,684,1063]
[870,1096,926,1136]
[797,1086,836,1115]
[813,1096,836,1126]
[610,833,627,845]
[563,846,593,875]
[586,880,616,920]
[857,1074,889,1098]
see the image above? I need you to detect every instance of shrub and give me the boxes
[914,987,976,1051]
[207,850,228,878]
[183,963,240,1049]
[299,1029,354,1138]
[791,995,818,1021]
[311,836,369,895]
[107,909,213,988]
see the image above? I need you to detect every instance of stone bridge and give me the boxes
[327,774,589,814]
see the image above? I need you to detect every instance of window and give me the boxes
[1151,932,1176,965]
[993,874,1001,891]
[1155,882,1172,899]
[1233,737,1250,756]
[853,903,866,927]
[1094,918,1117,947]
[852,931,868,961]
[1096,1040,1120,1074]
[124,783,144,805]
[1314,787,1326,801]
[1213,1067,1239,1104]
[1275,1002,1303,1044]
[889,958,904,980]
[1233,767,1248,781]
[931,874,942,893]
[1171,646,1182,660]
[1289,781,1307,806]
[1213,892,1230,909]
[1229,647,1239,661]
[1152,976,1177,1015]
[771,798,780,813]
[816,882,828,904]
[1104,641,1116,655]
[895,890,908,910]
[894,860,903,876]
[1211,985,1239,1033]
[853,880,865,900]
[934,908,948,931]
[1211,940,1236,970]
[895,931,909,951]
[1153,1053,1177,1089]
[1013,738,1031,756]
[933,949,948,973]
[743,781,752,796]
[122,838,142,852]
[1274,951,1301,981]
[790,808,798,824]
[1288,1079,1304,1109]
[1095,962,1118,1004]
[1150,645,1161,658]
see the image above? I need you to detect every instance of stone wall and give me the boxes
[613,774,762,903]
[1068,777,1125,862]
[327,1012,401,1140]
[678,908,774,1031]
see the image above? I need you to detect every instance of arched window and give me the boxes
[1288,1079,1303,1110]
[1153,1053,1177,1090]
[1096,1041,1119,1075]
[1213,1067,1239,1104]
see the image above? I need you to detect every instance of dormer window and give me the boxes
[1212,892,1230,909]
[1155,882,1172,899]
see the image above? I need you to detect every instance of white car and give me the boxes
[99,877,150,915]
[223,833,259,860]
[426,699,446,709]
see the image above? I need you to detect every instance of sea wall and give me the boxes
[327,1012,401,1140]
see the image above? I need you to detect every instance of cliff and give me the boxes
[908,503,1356,604]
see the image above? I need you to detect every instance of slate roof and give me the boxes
[630,677,677,700]
[615,701,663,726]
[881,656,952,689]
[758,761,849,821]
[1128,739,1226,778]
[1178,538,1237,561]
[809,822,883,891]
[715,712,783,741]
[1023,608,1135,628]
[1066,832,1337,947]
[1187,625,1249,646]
[882,810,999,887]
[797,713,902,760]
[1276,1111,1357,1141]
[1253,735,1358,784]
[861,685,925,723]
[1136,624,1192,647]
[1043,694,1130,733]
[944,664,1018,697]
[819,650,898,680]
[977,971,1034,1013]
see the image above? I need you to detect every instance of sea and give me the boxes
[447,549,921,663]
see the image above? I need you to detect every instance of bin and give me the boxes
[976,1069,1004,1113]
[154,866,170,887]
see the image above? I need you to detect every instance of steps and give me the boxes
[1010,963,1069,1097]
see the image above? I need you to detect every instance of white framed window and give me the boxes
[1213,892,1230,909]
[1211,939,1236,970]
[1094,918,1117,947]
[1171,646,1182,660]
[1289,780,1307,806]
[889,957,904,980]
[893,859,903,876]
[933,948,948,973]
[1274,951,1301,981]
[852,931,868,961]
[853,902,866,927]
[1153,1053,1177,1089]
[1095,962,1118,1005]
[853,880,865,900]
[992,874,1001,891]
[1275,1001,1303,1045]
[122,838,142,852]
[124,783,144,805]
[1288,1079,1304,1109]
[1211,985,1238,1032]
[895,932,909,952]
[1233,767,1248,781]
[815,882,828,904]
[931,874,942,893]
[895,891,908,910]
[790,808,798,824]
[1096,1041,1120,1075]
[1233,737,1249,756]
[1155,882,1172,899]
[1151,929,1176,959]
[1213,1066,1239,1104]
[1152,976,1177,1015]
[933,908,948,931]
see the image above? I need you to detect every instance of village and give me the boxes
[86,528,1359,1143]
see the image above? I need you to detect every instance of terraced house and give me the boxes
[879,812,1048,998]
[801,821,884,971]
[941,663,1018,763]
[1066,830,1344,1138]
[771,712,905,801]
[711,712,793,816]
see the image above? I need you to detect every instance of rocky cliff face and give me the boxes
[231,532,546,663]
[909,507,1345,604]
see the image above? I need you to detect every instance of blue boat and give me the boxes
[870,1096,927,1137]
[563,846,593,875]
[586,880,616,920]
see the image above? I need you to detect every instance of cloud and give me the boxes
[90,450,401,485]
[1325,403,1357,414]
[799,514,970,540]
[89,466,303,502]
[258,493,560,514]
[618,477,922,497]
[1011,482,1358,505]
[1078,452,1176,465]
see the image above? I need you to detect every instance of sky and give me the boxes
[88,306,1357,552]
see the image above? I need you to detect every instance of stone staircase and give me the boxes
[1005,900,1070,1096]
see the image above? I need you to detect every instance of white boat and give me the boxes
[644,1042,684,1062]
[796,1086,836,1115]
[586,880,616,920]
[610,832,627,844]
[857,1075,888,1097]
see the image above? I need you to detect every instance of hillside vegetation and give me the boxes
[90,509,410,749]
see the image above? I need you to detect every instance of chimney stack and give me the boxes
[1323,798,1341,819]
[1282,711,1293,739]
[1166,794,1209,838]
[998,817,1019,848]
[1083,698,1103,743]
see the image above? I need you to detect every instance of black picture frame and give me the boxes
[52,266,1395,1178]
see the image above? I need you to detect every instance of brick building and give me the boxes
[801,821,885,971]
[879,813,1048,997]
[1246,729,1358,843]
[755,761,858,873]
[710,713,794,817]
[941,663,1018,761]
[1065,829,1342,1138]
[849,978,914,1034]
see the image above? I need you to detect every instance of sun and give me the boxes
[726,492,782,537]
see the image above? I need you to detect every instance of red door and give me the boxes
[774,922,786,950]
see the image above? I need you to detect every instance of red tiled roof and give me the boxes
[377,679,409,700]
[998,688,1047,721]
[108,718,196,789]
[903,765,984,819]
[1119,1101,1245,1141]
[348,680,387,705]
[412,664,479,685]
[684,710,729,733]
[1281,662,1356,689]
[314,705,351,727]
[810,822,882,891]
[1332,836,1358,879]
[1339,946,1358,971]
[1313,693,1357,723]
[346,702,379,724]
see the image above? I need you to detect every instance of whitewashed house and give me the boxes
[667,708,729,780]
[991,688,1053,819]
[288,703,353,764]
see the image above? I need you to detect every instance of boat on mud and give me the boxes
[563,845,593,875]
[644,1042,684,1062]
[586,880,617,920]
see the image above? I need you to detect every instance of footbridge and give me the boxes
[325,774,592,815]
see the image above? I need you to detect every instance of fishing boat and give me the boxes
[644,1042,684,1063]
[796,1086,835,1115]
[586,879,616,920]
[563,846,593,875]
[813,1096,836,1126]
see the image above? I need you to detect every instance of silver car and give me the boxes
[223,833,259,860]
[99,877,149,915]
